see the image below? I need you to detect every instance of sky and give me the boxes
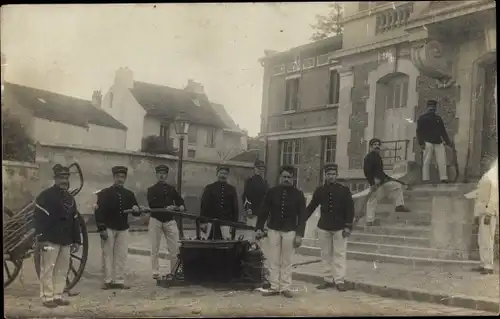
[1,3,332,137]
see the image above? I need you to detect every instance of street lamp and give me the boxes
[173,112,190,239]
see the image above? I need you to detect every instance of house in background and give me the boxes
[100,67,245,161]
[2,82,127,149]
[211,102,248,159]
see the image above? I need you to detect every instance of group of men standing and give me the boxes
[33,98,496,306]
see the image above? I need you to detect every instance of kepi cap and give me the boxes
[324,163,338,173]
[279,165,295,175]
[155,164,169,173]
[53,164,70,177]
[112,166,128,175]
[369,138,382,146]
[216,165,230,174]
[427,100,438,108]
[254,160,265,168]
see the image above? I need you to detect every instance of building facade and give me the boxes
[101,68,246,161]
[259,1,496,192]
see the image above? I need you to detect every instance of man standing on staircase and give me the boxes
[472,156,498,275]
[363,138,411,226]
[306,163,354,292]
[416,99,453,184]
[255,165,307,298]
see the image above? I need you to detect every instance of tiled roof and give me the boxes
[4,82,127,130]
[229,149,260,163]
[211,102,243,134]
[130,81,227,128]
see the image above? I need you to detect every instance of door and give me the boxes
[481,61,498,174]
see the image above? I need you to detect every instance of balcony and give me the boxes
[268,106,338,132]
[375,3,414,34]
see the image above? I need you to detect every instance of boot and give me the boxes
[54,298,71,306]
[316,282,335,290]
[42,300,58,308]
[395,205,411,213]
[281,290,294,298]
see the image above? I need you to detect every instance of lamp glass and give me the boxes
[174,116,190,136]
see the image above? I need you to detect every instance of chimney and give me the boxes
[92,90,102,108]
[185,79,204,94]
[114,67,134,89]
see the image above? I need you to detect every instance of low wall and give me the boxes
[2,160,40,214]
[34,143,254,226]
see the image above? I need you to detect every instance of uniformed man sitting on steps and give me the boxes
[306,163,354,292]
[147,164,185,280]
[34,164,82,308]
[363,138,411,226]
[95,166,141,290]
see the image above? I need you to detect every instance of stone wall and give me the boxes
[2,161,40,214]
[348,61,379,169]
[33,143,254,222]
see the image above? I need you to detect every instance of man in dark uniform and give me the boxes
[306,163,354,292]
[416,100,453,183]
[255,165,307,298]
[147,164,185,280]
[94,166,140,290]
[363,138,411,226]
[200,165,239,240]
[242,160,268,230]
[34,164,81,308]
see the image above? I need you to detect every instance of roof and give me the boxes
[229,149,260,163]
[259,34,343,63]
[130,81,227,128]
[4,82,127,130]
[211,102,243,134]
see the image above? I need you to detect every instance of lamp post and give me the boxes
[173,112,190,239]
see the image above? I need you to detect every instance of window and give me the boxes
[206,127,216,147]
[280,139,302,165]
[285,78,300,111]
[160,123,170,144]
[188,126,197,144]
[187,149,196,158]
[329,70,340,105]
[323,135,337,163]
[385,76,409,109]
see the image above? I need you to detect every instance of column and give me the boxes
[336,67,354,177]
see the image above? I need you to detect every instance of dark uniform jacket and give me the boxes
[256,184,307,237]
[306,182,355,231]
[363,151,389,186]
[242,175,269,214]
[200,181,239,222]
[94,185,139,231]
[416,112,451,146]
[34,185,81,246]
[147,182,185,223]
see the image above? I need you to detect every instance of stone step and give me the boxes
[304,233,429,247]
[297,246,480,267]
[372,216,431,227]
[352,224,430,237]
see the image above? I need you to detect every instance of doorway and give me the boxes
[480,61,497,174]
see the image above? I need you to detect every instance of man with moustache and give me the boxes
[255,165,307,298]
[34,164,82,308]
[242,160,269,229]
[363,138,411,226]
[147,164,185,280]
[200,165,239,240]
[94,166,141,290]
[306,163,354,292]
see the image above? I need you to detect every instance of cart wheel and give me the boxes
[4,258,23,288]
[34,214,89,291]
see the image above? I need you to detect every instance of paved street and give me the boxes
[4,235,495,317]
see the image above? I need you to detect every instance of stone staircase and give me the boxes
[299,162,481,267]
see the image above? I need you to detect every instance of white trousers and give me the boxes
[102,229,128,284]
[267,229,295,292]
[201,223,232,240]
[317,228,347,284]
[422,142,448,181]
[149,218,179,274]
[478,215,497,270]
[39,242,71,301]
[366,181,405,223]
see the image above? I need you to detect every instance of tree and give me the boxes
[141,135,177,156]
[1,108,36,163]
[310,3,344,41]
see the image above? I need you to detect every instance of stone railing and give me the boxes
[375,2,414,34]
[268,107,338,132]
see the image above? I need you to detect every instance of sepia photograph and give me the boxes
[1,1,498,317]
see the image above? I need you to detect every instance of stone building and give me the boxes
[259,1,496,192]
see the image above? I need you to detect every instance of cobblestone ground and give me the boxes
[4,236,495,317]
